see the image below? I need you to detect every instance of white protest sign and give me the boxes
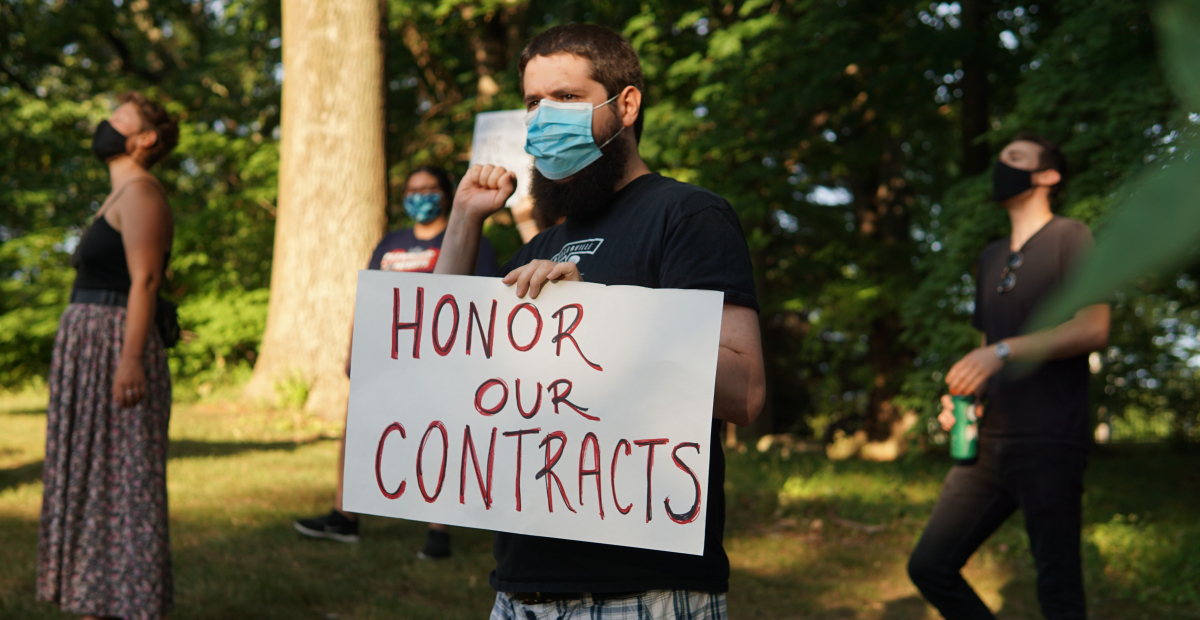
[343,271,723,555]
[468,110,533,208]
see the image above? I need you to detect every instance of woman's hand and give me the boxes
[502,260,582,299]
[113,356,147,408]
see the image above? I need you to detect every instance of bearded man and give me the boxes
[434,23,765,620]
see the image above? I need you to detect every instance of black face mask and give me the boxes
[992,159,1035,203]
[92,120,129,162]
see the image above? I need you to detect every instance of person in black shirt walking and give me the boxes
[907,134,1110,620]
[435,24,765,620]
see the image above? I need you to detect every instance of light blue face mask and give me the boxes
[403,192,442,224]
[524,94,625,180]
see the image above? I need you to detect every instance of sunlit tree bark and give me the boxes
[244,0,387,415]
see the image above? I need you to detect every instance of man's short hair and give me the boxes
[119,91,179,168]
[518,24,645,143]
[1012,131,1068,199]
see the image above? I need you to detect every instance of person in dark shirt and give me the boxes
[907,134,1111,620]
[294,166,496,559]
[366,166,498,276]
[434,24,765,620]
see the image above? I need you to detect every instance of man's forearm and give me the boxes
[433,210,486,276]
[713,345,765,427]
[1004,304,1110,363]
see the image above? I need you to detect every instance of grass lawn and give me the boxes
[2,391,1198,619]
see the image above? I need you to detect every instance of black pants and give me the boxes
[908,440,1088,620]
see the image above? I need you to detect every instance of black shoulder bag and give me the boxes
[155,298,181,348]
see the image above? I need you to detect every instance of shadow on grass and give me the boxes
[0,407,48,416]
[0,509,500,620]
[168,437,332,460]
[729,565,865,619]
[0,441,332,493]
[176,516,502,619]
[0,461,43,493]
[880,596,928,619]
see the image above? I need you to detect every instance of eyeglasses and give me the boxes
[997,252,1023,294]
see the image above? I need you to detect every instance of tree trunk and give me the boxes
[244,0,387,416]
[959,0,991,177]
[852,146,913,442]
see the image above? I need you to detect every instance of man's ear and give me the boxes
[1033,168,1061,188]
[617,86,641,129]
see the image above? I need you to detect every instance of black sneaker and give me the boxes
[417,528,451,560]
[294,509,359,543]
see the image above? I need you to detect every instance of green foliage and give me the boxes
[0,0,590,390]
[3,0,1197,444]
[621,0,1200,442]
[273,374,311,411]
[169,288,270,400]
[1031,0,1200,428]
[969,0,1200,440]
[1,0,284,389]
[893,0,1196,441]
[0,229,72,385]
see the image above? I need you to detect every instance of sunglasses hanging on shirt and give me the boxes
[997,251,1024,293]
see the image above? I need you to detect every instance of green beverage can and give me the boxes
[950,394,978,460]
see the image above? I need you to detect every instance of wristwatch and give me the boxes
[994,341,1011,361]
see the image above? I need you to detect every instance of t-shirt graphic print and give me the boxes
[550,238,604,264]
[367,227,498,277]
[380,247,439,272]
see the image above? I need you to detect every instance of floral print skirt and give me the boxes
[37,303,173,620]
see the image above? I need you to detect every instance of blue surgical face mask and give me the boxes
[524,94,625,180]
[404,192,443,224]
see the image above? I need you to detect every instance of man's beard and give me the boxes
[529,123,631,224]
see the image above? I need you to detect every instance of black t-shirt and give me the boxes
[367,228,497,276]
[490,172,758,594]
[972,216,1094,446]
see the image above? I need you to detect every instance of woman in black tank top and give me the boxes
[71,182,172,295]
[38,92,180,620]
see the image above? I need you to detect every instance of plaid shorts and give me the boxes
[489,590,727,620]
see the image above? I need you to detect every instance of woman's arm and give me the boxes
[112,181,171,408]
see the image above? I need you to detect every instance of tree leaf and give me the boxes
[1031,0,1200,329]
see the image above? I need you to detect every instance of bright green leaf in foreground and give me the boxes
[1034,0,1200,329]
